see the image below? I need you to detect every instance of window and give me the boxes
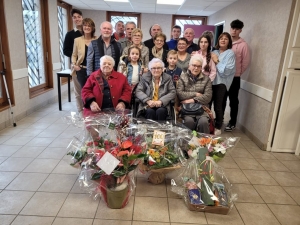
[57,1,71,70]
[172,15,207,36]
[22,0,53,96]
[107,11,141,32]
[0,0,14,110]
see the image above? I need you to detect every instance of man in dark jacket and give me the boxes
[184,28,200,54]
[63,9,83,114]
[86,21,122,76]
[143,24,169,51]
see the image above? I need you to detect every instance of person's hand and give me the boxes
[211,53,219,64]
[181,99,195,104]
[147,100,155,108]
[154,100,162,107]
[116,102,125,111]
[90,101,100,112]
[195,92,202,97]
[143,68,149,73]
[191,51,197,57]
[74,65,81,71]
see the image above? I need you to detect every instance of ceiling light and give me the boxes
[104,0,129,2]
[157,0,184,5]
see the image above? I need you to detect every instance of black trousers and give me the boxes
[212,84,227,129]
[145,107,168,121]
[76,68,88,88]
[227,77,240,126]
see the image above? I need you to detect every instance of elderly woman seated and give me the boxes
[177,55,212,133]
[135,58,176,120]
[81,55,131,116]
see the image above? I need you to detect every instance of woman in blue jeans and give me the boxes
[211,32,236,135]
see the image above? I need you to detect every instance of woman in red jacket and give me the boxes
[81,55,132,116]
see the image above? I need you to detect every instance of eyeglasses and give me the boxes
[133,34,141,37]
[151,67,163,70]
[155,39,164,43]
[191,64,202,69]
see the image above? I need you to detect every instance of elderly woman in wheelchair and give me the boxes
[177,55,212,133]
[135,58,176,121]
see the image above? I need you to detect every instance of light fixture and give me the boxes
[104,0,129,2]
[157,0,184,5]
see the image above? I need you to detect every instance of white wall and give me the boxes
[208,0,294,149]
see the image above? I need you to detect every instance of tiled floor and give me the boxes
[0,96,300,225]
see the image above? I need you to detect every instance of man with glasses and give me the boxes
[63,8,83,115]
[225,19,250,132]
[119,21,137,49]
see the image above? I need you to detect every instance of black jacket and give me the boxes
[63,29,82,58]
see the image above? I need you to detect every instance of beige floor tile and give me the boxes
[6,172,48,191]
[20,192,68,216]
[247,149,276,160]
[295,172,300,179]
[27,122,51,130]
[133,196,169,222]
[48,138,72,148]
[37,129,64,138]
[93,220,132,225]
[0,135,13,144]
[240,140,260,150]
[12,121,31,129]
[0,156,7,164]
[14,129,43,137]
[281,160,300,172]
[38,117,60,123]
[0,171,19,189]
[47,123,70,130]
[233,184,264,203]
[53,218,93,225]
[58,193,100,218]
[235,203,280,225]
[25,137,55,147]
[10,215,54,225]
[52,159,80,174]
[59,127,82,139]
[242,170,278,185]
[268,204,300,225]
[0,215,16,225]
[0,157,34,171]
[11,146,45,158]
[268,171,300,186]
[217,156,239,169]
[70,179,87,193]
[37,147,68,159]
[233,158,265,170]
[273,153,300,161]
[38,174,78,192]
[171,223,203,225]
[0,145,22,157]
[168,198,207,224]
[236,142,245,148]
[256,159,290,172]
[23,158,60,173]
[0,190,34,214]
[224,169,250,184]
[3,136,33,146]
[166,179,182,199]
[254,185,296,204]
[229,148,253,158]
[132,222,170,225]
[95,198,134,220]
[0,128,24,136]
[205,205,244,225]
[19,116,42,123]
[135,177,167,197]
[283,186,300,205]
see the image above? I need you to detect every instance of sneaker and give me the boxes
[225,123,236,132]
[214,129,222,136]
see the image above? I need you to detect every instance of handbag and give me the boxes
[181,103,204,116]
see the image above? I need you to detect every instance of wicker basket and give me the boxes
[186,202,230,215]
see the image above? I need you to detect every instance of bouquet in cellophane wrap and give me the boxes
[66,110,147,209]
[170,131,240,214]
[137,120,191,184]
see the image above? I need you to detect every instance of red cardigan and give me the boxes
[81,69,131,116]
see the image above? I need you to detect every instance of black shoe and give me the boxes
[225,123,235,132]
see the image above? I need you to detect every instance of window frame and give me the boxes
[171,15,207,37]
[106,11,141,29]
[22,0,53,98]
[0,0,14,111]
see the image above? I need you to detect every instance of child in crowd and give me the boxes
[165,50,182,84]
[118,46,144,89]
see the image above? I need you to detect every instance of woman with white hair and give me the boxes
[81,55,131,116]
[135,58,176,120]
[177,55,212,133]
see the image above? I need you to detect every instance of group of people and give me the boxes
[63,9,250,135]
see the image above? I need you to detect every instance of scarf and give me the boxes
[151,47,163,59]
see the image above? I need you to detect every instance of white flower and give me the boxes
[191,149,199,159]
[214,144,226,154]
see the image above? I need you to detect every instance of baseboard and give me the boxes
[237,122,267,150]
[0,89,69,130]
